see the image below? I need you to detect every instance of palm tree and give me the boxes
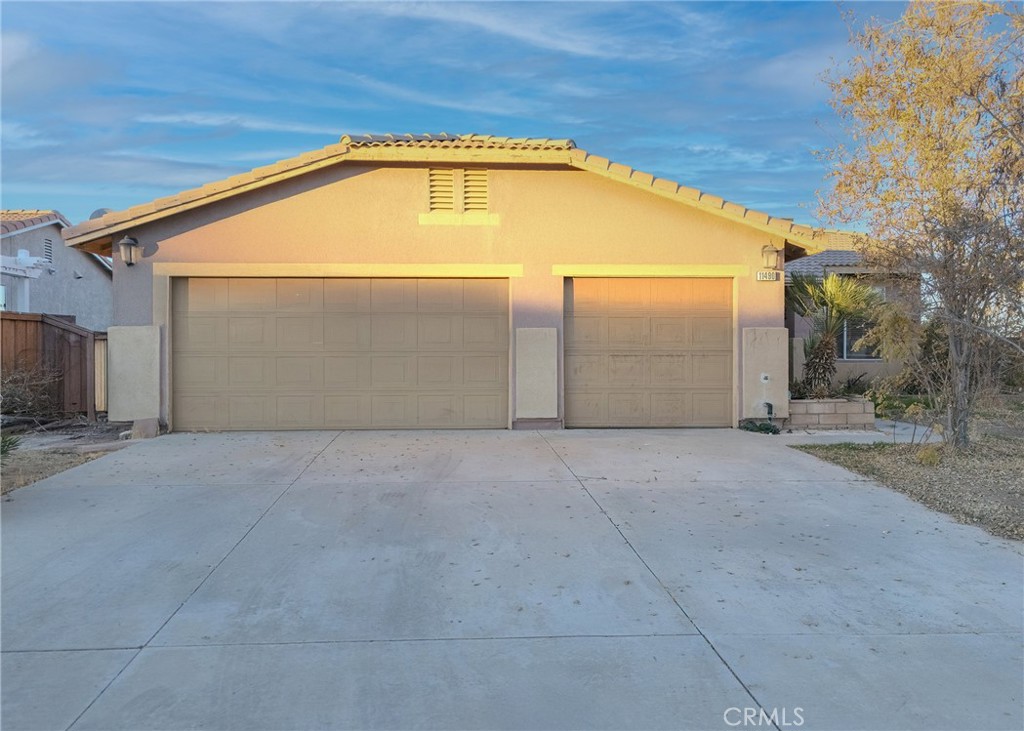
[786,273,882,394]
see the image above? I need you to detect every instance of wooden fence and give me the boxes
[1,312,105,419]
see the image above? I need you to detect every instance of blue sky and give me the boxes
[1,1,903,226]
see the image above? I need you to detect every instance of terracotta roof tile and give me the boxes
[630,170,654,186]
[722,201,747,218]
[1,209,70,235]
[744,210,771,226]
[698,193,724,209]
[340,133,575,150]
[608,162,632,179]
[581,154,610,170]
[652,178,679,194]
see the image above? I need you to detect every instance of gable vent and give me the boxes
[43,239,54,263]
[463,169,489,212]
[429,168,455,212]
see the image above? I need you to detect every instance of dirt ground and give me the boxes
[795,395,1024,541]
[1,419,129,495]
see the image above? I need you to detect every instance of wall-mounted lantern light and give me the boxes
[761,244,781,271]
[117,236,140,266]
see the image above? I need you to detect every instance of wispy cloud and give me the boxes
[136,113,340,137]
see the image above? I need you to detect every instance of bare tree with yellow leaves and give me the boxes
[821,2,1024,448]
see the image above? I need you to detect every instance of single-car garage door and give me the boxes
[564,277,732,427]
[172,278,509,430]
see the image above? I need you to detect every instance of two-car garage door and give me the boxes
[172,278,509,430]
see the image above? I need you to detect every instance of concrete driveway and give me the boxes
[2,430,1021,731]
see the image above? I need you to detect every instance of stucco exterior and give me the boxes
[65,135,831,431]
[1,217,112,332]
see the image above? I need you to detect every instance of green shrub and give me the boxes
[1,431,21,467]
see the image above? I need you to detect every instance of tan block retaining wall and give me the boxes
[787,398,876,430]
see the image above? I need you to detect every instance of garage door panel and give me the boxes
[607,392,648,424]
[372,314,417,349]
[418,356,458,386]
[464,394,503,425]
[464,356,505,386]
[324,356,366,387]
[651,278,693,308]
[371,279,417,312]
[650,318,689,347]
[417,279,464,311]
[651,354,690,386]
[651,392,688,425]
[692,317,732,347]
[276,317,324,351]
[228,317,274,349]
[174,277,229,313]
[276,357,324,389]
[229,356,272,388]
[566,354,607,387]
[277,279,324,311]
[175,395,226,428]
[608,317,647,348]
[693,279,733,311]
[692,354,731,387]
[418,394,457,426]
[229,396,274,429]
[228,279,277,311]
[564,392,608,426]
[176,355,226,389]
[324,279,371,312]
[608,354,646,385]
[324,395,365,427]
[463,279,507,311]
[564,317,604,347]
[604,279,650,309]
[324,315,370,349]
[174,277,508,430]
[371,356,415,387]
[464,316,507,348]
[692,392,731,425]
[173,316,227,350]
[565,278,732,427]
[371,395,411,426]
[277,396,324,428]
[419,315,462,349]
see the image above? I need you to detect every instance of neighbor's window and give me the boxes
[838,317,879,360]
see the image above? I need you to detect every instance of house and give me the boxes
[784,238,910,385]
[63,132,847,432]
[2,210,113,332]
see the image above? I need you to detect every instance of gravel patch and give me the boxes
[794,436,1024,540]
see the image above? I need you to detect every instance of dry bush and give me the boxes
[0,365,65,419]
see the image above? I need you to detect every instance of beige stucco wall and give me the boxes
[106,325,161,422]
[515,327,558,420]
[2,224,112,331]
[742,328,790,418]
[112,163,786,428]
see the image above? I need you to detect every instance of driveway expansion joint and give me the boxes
[537,431,780,726]
[64,431,347,731]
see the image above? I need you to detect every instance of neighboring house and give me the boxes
[64,132,845,432]
[784,244,909,384]
[2,210,113,332]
